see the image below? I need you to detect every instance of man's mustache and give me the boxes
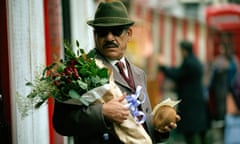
[103,41,118,48]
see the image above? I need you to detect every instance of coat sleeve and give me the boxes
[52,101,112,137]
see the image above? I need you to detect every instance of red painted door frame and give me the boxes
[43,0,64,144]
[0,0,12,144]
[43,1,53,144]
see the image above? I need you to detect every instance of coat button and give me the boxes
[102,133,109,141]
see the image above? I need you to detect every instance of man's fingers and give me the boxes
[117,92,127,102]
[170,122,177,129]
[157,122,178,133]
[176,114,181,122]
[124,103,131,108]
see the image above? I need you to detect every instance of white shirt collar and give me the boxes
[108,57,126,67]
[107,57,129,77]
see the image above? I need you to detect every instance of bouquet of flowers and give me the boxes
[18,40,152,144]
[23,40,109,109]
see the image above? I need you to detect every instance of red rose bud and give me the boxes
[66,78,72,83]
[54,80,61,87]
[73,73,80,79]
[64,68,72,75]
[70,60,77,66]
[72,67,78,74]
[53,73,60,79]
[61,72,66,77]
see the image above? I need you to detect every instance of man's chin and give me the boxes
[107,55,120,60]
[98,49,121,59]
[104,52,121,60]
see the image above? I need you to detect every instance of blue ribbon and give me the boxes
[125,86,146,124]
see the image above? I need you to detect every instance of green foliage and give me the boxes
[23,40,109,111]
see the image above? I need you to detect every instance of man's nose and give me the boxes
[105,32,115,40]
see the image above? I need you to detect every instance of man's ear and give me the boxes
[127,28,133,37]
[127,28,133,42]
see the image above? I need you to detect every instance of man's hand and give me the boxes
[102,94,130,124]
[156,114,181,133]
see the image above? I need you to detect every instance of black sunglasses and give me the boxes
[95,28,127,37]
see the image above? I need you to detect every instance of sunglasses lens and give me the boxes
[95,29,125,37]
[112,29,125,36]
[95,30,109,37]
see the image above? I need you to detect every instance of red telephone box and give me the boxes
[206,4,240,59]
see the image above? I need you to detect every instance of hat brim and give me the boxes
[87,17,134,27]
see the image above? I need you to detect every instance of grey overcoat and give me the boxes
[52,49,169,144]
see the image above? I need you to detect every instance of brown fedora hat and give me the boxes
[87,1,135,27]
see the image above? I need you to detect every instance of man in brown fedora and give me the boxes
[53,1,180,144]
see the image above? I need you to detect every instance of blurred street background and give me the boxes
[1,0,240,143]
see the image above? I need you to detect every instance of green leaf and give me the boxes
[69,89,80,99]
[64,42,76,60]
[78,97,89,106]
[77,49,80,56]
[69,89,89,106]
[92,76,100,81]
[98,68,109,78]
[35,101,45,108]
[76,40,80,47]
[77,56,85,65]
[87,50,95,59]
[25,82,33,86]
[80,49,84,54]
[57,62,65,72]
[99,78,108,85]
[79,67,89,76]
[77,80,88,90]
[42,63,56,77]
[27,93,36,98]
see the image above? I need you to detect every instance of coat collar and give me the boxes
[94,49,142,92]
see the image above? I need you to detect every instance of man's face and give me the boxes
[94,27,132,60]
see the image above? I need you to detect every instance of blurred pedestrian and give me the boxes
[158,40,208,144]
[208,43,239,143]
[208,43,232,122]
[210,43,240,144]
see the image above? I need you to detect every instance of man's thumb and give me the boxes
[117,92,126,102]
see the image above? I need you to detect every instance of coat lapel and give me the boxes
[95,50,144,95]
[128,61,146,102]
[116,58,142,93]
[95,53,132,91]
[112,63,130,89]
